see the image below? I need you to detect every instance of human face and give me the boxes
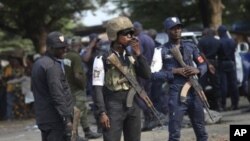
[117,29,134,46]
[53,47,67,59]
[167,25,182,41]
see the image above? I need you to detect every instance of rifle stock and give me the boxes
[71,107,80,141]
[170,47,214,121]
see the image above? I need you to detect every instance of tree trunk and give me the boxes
[208,0,225,29]
[38,30,47,55]
[30,29,48,55]
[199,0,210,28]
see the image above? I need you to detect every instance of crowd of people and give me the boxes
[0,54,34,121]
[0,15,249,141]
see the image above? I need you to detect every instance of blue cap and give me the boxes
[46,31,68,48]
[218,25,227,33]
[133,21,143,30]
[217,25,228,37]
[164,17,182,30]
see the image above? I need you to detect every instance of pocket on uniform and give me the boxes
[106,101,123,114]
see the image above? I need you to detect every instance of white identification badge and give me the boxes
[151,47,163,73]
[92,56,105,86]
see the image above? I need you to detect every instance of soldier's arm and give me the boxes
[82,38,99,62]
[193,45,207,77]
[134,54,151,79]
[72,55,86,89]
[151,70,174,81]
[92,56,107,115]
[93,86,106,115]
[129,37,151,79]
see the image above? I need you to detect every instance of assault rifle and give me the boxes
[170,46,214,121]
[107,53,164,126]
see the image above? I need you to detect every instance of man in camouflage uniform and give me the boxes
[64,37,102,140]
[92,16,151,141]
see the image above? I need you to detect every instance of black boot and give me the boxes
[76,136,88,141]
[142,113,159,131]
[84,127,102,139]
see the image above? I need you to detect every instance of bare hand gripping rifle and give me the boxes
[170,46,214,121]
[107,53,164,126]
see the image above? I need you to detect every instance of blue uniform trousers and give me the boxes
[218,61,239,109]
[168,85,208,141]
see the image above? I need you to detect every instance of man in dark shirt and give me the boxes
[198,28,222,111]
[217,25,239,110]
[133,21,158,132]
[133,22,155,64]
[32,31,73,141]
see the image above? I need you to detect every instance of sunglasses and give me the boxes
[118,29,135,38]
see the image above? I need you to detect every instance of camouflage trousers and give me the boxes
[73,90,89,130]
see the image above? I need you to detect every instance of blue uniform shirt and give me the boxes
[137,32,155,64]
[152,41,207,85]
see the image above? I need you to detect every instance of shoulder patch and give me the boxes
[92,56,105,86]
[63,58,71,67]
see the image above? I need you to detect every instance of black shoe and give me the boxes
[231,105,238,110]
[216,106,225,112]
[141,119,159,132]
[77,136,88,141]
[85,130,102,139]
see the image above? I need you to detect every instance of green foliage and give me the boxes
[113,0,250,31]
[0,0,107,52]
[114,0,201,31]
[0,30,33,53]
[223,0,250,23]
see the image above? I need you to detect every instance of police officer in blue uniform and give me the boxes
[217,25,239,110]
[152,17,208,141]
[198,28,222,111]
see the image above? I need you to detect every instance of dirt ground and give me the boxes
[0,97,249,141]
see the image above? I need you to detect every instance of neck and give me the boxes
[170,39,181,45]
[112,42,125,53]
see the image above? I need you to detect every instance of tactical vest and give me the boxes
[105,56,136,91]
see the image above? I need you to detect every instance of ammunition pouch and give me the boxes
[105,58,136,92]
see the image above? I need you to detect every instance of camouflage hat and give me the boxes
[71,36,82,45]
[106,16,133,41]
[46,31,68,48]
